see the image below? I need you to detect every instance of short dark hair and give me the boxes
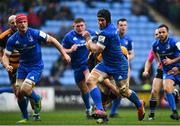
[117,18,127,25]
[97,9,111,24]
[158,24,169,32]
[73,17,85,24]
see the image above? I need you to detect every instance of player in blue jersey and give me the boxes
[2,13,71,123]
[83,9,145,123]
[62,18,97,119]
[152,24,180,120]
[0,15,39,120]
[109,18,135,118]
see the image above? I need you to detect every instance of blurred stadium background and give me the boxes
[0,0,180,121]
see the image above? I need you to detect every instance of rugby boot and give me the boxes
[137,100,145,121]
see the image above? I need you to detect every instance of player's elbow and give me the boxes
[46,35,57,45]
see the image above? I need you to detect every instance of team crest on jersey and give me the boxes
[156,46,159,50]
[29,35,34,42]
[125,40,128,45]
[166,44,170,50]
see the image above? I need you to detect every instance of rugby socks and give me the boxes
[30,90,40,103]
[128,91,142,108]
[82,92,91,110]
[18,98,28,119]
[166,93,177,111]
[0,87,13,94]
[90,86,104,110]
[110,97,121,115]
[149,97,157,114]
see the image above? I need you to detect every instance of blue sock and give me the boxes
[166,93,176,111]
[90,86,104,110]
[30,90,40,103]
[128,91,142,108]
[82,92,91,110]
[110,97,121,114]
[18,98,28,119]
[0,87,13,94]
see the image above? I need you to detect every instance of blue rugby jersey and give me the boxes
[97,23,128,67]
[5,28,47,67]
[62,29,96,70]
[152,37,180,73]
[119,34,134,52]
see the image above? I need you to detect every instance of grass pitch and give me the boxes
[0,108,179,125]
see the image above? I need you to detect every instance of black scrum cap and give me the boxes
[97,9,111,24]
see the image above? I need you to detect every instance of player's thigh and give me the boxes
[77,79,89,93]
[87,69,107,89]
[21,70,42,95]
[116,78,131,97]
[74,64,88,83]
[21,78,35,96]
[163,79,175,93]
[15,79,24,99]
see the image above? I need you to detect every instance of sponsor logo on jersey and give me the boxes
[15,40,19,45]
[73,37,78,41]
[118,75,122,80]
[30,76,35,80]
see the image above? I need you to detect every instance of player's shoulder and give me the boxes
[87,29,97,36]
[28,27,40,34]
[7,32,18,44]
[64,30,74,38]
[168,36,178,44]
[101,24,116,37]
[0,29,12,39]
[152,39,159,47]
[124,34,133,42]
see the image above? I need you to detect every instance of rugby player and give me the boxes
[83,9,145,123]
[62,18,97,118]
[2,13,71,123]
[152,24,180,120]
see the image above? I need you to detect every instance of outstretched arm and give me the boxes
[46,35,71,63]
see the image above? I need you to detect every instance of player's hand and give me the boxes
[163,57,173,65]
[82,31,91,41]
[63,53,71,63]
[142,71,149,77]
[168,67,179,75]
[71,44,78,52]
[5,65,13,73]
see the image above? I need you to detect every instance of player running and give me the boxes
[109,18,135,118]
[62,18,97,118]
[152,24,180,120]
[83,9,145,123]
[2,13,71,123]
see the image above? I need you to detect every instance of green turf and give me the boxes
[0,108,179,125]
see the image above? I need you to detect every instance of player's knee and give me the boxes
[163,86,173,93]
[77,81,89,93]
[151,89,159,96]
[118,85,129,97]
[86,74,97,85]
[21,79,34,96]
